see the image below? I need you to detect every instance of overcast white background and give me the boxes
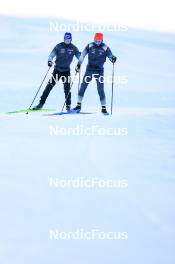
[0,0,175,32]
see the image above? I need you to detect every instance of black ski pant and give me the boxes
[78,69,106,106]
[39,70,71,106]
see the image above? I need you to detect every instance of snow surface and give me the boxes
[0,16,175,264]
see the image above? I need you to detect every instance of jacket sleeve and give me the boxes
[106,47,114,62]
[74,46,81,60]
[78,44,89,65]
[48,46,57,62]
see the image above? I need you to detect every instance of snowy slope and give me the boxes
[0,16,175,264]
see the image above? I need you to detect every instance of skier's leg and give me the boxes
[32,70,60,110]
[39,70,61,105]
[73,71,92,111]
[61,71,71,110]
[78,70,92,103]
[96,72,108,114]
[96,71,106,106]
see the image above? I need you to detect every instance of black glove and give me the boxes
[48,61,53,67]
[75,63,81,72]
[112,56,117,63]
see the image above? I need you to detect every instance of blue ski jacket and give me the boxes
[78,42,115,71]
[48,42,81,72]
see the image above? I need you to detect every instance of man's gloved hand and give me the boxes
[48,61,53,67]
[75,63,81,72]
[112,56,117,63]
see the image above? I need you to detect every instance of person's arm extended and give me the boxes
[106,47,117,63]
[78,45,89,65]
[75,44,89,72]
[74,46,81,60]
[48,46,57,63]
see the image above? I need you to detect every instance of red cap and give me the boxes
[94,33,103,41]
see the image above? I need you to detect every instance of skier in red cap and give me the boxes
[72,32,117,115]
[94,33,104,42]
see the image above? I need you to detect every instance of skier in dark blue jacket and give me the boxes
[72,33,117,114]
[33,32,81,111]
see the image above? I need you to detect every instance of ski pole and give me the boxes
[26,67,51,114]
[78,70,81,93]
[61,71,78,112]
[111,62,115,115]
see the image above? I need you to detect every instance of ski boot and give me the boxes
[32,102,44,110]
[72,102,81,113]
[66,105,71,112]
[101,106,109,115]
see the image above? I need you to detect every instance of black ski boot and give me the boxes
[66,105,71,112]
[32,102,44,110]
[101,106,109,115]
[72,102,81,113]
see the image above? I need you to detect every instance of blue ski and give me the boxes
[45,111,96,116]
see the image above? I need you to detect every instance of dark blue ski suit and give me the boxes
[77,42,114,106]
[40,42,80,106]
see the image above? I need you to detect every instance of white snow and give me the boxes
[0,16,175,264]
